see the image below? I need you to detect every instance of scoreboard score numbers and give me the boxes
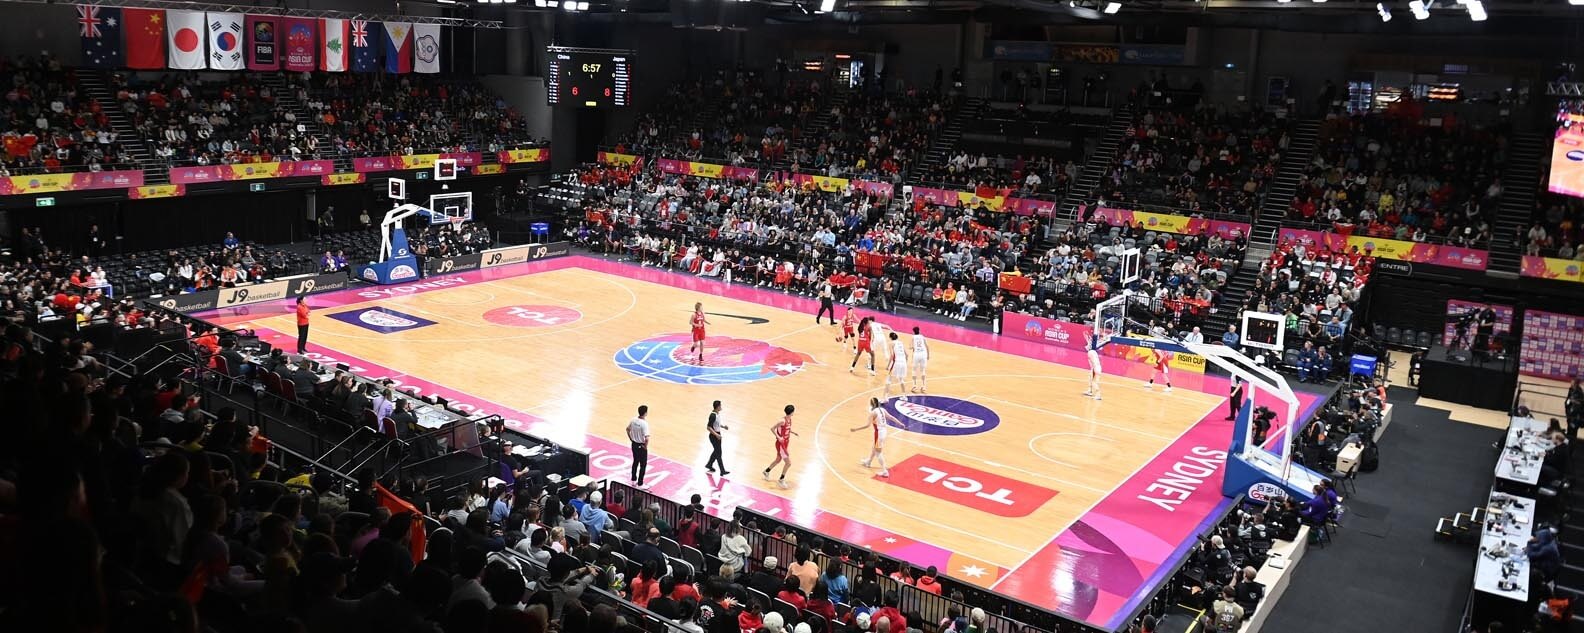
[546,47,632,108]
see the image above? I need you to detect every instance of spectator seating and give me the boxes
[1,56,131,173]
[916,152,1078,196]
[1288,111,1505,247]
[306,73,541,156]
[795,88,954,182]
[1099,105,1290,216]
[1523,192,1584,259]
[115,70,318,164]
[1238,237,1374,380]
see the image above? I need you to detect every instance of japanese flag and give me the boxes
[166,10,205,70]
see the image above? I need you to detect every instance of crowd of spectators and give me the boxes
[611,78,713,158]
[1288,109,1505,247]
[914,152,1077,197]
[306,74,541,156]
[1012,214,1245,334]
[1232,236,1373,381]
[1522,192,1584,260]
[3,225,317,327]
[1,55,131,174]
[1099,106,1290,216]
[567,161,1041,323]
[115,71,318,164]
[648,73,821,168]
[789,89,953,183]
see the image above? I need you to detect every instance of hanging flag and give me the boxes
[281,18,317,72]
[205,12,244,70]
[412,24,441,74]
[350,20,382,73]
[383,22,412,74]
[124,8,165,69]
[78,6,123,69]
[321,18,349,72]
[245,15,278,70]
[166,10,205,69]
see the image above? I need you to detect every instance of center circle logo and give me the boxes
[614,334,813,385]
[483,304,583,328]
[1569,150,1584,162]
[883,395,1001,436]
[361,310,418,328]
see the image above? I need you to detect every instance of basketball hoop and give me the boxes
[449,216,465,232]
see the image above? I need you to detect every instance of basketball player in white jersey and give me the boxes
[849,397,894,477]
[883,331,908,398]
[1083,331,1104,400]
[909,326,930,393]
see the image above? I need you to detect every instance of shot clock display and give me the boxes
[546,47,632,108]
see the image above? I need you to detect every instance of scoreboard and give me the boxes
[546,47,632,108]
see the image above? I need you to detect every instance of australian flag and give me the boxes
[350,19,382,73]
[79,6,123,68]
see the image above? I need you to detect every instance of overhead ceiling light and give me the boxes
[1466,0,1486,20]
[578,2,590,8]
[818,0,836,11]
[1103,1,1121,13]
[1376,2,1392,19]
[1573,0,1584,5]
[1276,0,1292,4]
[1409,0,1430,19]
[535,0,547,5]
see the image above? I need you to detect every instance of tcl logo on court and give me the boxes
[879,454,1057,518]
[482,305,583,328]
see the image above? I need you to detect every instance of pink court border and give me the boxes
[201,255,1324,631]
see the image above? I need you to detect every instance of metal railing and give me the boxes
[1276,216,1493,251]
[1514,379,1570,420]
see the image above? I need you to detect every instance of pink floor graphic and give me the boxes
[203,255,1326,631]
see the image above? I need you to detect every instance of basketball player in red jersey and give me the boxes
[837,307,859,351]
[761,404,798,489]
[689,302,710,363]
[1147,348,1173,393]
[849,316,876,375]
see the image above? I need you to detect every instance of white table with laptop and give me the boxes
[1473,491,1535,602]
[1495,416,1552,489]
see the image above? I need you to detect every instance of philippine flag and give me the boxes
[166,10,206,69]
[383,22,412,74]
[205,12,244,70]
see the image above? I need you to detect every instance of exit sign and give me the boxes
[415,171,431,181]
[35,197,55,207]
[249,183,267,192]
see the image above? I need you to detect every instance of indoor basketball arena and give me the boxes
[0,2,1580,633]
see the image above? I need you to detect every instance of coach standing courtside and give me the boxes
[295,297,310,354]
[816,279,837,325]
[705,400,730,476]
[628,405,651,486]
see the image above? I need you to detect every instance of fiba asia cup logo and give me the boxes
[613,334,813,385]
[882,395,1001,436]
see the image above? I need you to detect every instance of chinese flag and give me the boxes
[124,8,166,69]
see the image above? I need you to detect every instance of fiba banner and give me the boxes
[1003,197,1056,217]
[499,148,552,164]
[282,18,317,72]
[473,164,503,175]
[168,160,334,184]
[166,10,206,70]
[596,151,638,166]
[911,186,1004,210]
[1004,311,1205,373]
[352,152,482,173]
[205,12,244,70]
[412,24,441,74]
[656,158,757,181]
[480,242,570,269]
[128,184,186,200]
[1091,207,1252,238]
[1277,227,1489,272]
[0,169,143,196]
[245,15,279,70]
[1521,255,1584,284]
[321,173,366,186]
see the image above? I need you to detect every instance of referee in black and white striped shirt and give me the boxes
[704,400,730,476]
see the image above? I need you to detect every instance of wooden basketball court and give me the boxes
[203,255,1312,627]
